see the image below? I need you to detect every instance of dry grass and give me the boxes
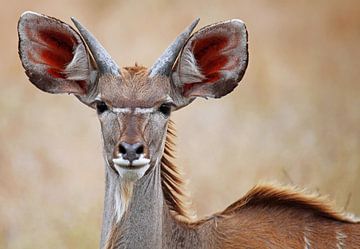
[1,0,360,248]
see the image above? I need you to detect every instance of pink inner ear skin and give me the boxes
[46,68,65,78]
[76,80,88,93]
[183,35,229,96]
[41,49,72,69]
[37,29,76,78]
[193,35,229,83]
[182,84,195,95]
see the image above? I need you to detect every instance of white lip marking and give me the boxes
[132,155,150,166]
[112,157,130,166]
[112,154,151,181]
[112,154,150,167]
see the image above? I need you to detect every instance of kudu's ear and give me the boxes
[18,11,94,95]
[172,19,248,102]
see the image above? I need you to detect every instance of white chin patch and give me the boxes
[112,155,150,181]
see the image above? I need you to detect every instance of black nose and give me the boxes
[118,142,144,162]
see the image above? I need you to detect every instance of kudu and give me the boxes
[18,11,360,249]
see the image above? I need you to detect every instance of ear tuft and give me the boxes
[172,19,248,99]
[18,11,93,95]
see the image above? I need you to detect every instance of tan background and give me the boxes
[1,0,360,248]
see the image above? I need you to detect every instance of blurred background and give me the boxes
[1,0,360,248]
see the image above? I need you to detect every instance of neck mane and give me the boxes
[160,120,194,220]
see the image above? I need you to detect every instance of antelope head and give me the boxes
[18,11,248,182]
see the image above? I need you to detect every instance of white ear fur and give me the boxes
[64,44,91,81]
[176,48,206,85]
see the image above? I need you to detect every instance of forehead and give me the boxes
[97,66,171,108]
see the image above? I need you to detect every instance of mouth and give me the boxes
[112,154,151,180]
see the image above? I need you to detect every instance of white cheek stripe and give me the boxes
[134,107,155,114]
[112,108,131,114]
[112,107,155,114]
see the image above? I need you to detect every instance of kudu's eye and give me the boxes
[158,103,172,117]
[96,101,109,114]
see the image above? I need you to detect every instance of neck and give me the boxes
[100,164,117,246]
[99,121,203,249]
[100,162,165,249]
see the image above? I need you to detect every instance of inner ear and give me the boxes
[32,29,77,76]
[191,35,229,83]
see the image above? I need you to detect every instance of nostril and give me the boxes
[119,143,127,155]
[117,142,145,162]
[135,144,144,155]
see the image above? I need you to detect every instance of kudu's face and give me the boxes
[18,11,248,181]
[95,73,173,180]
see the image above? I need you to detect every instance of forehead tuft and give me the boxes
[98,66,171,107]
[123,65,147,75]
